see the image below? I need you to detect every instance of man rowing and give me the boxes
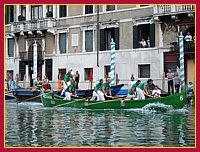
[136,79,153,99]
[90,79,103,101]
[126,80,141,100]
[97,79,113,101]
[61,70,74,95]
[63,81,77,100]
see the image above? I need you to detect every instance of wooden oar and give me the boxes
[87,98,121,106]
[54,98,86,108]
[16,91,52,104]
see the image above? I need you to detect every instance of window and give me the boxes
[138,64,150,78]
[19,61,26,81]
[133,24,155,48]
[104,66,110,78]
[100,28,119,51]
[5,5,14,24]
[85,5,93,14]
[31,5,43,19]
[164,52,179,77]
[85,30,93,52]
[8,38,14,57]
[59,5,67,17]
[106,5,115,11]
[21,5,26,19]
[84,68,93,80]
[47,5,53,12]
[45,59,52,80]
[59,33,67,54]
[58,69,66,80]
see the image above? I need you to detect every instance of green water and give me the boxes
[5,101,195,147]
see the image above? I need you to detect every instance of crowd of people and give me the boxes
[5,72,19,91]
[6,67,194,101]
[166,68,194,95]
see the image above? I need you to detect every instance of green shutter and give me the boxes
[133,26,138,48]
[150,24,155,47]
[100,29,106,51]
[114,28,119,50]
[5,6,9,24]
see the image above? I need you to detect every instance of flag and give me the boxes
[89,68,93,81]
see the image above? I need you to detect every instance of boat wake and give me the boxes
[141,103,174,112]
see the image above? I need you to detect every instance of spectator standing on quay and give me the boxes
[74,70,80,89]
[166,68,174,95]
[174,72,181,93]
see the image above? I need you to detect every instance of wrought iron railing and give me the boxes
[171,41,195,53]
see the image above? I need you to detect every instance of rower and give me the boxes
[125,80,141,100]
[97,79,113,101]
[63,81,77,100]
[90,79,103,101]
[61,70,74,95]
[136,79,153,99]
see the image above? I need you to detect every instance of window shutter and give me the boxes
[100,29,106,51]
[114,28,119,50]
[133,26,138,48]
[85,30,93,52]
[8,38,14,57]
[150,23,155,47]
[59,33,66,54]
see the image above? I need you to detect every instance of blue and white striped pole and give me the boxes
[179,32,185,90]
[110,38,115,86]
[32,41,37,81]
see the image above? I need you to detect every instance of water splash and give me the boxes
[141,103,174,112]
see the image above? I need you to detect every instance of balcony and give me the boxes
[171,41,195,54]
[7,18,56,33]
[19,51,44,62]
[153,5,195,16]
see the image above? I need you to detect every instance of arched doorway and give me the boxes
[28,41,43,86]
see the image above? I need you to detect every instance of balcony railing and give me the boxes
[9,18,56,33]
[154,5,195,15]
[171,41,195,53]
[19,51,44,61]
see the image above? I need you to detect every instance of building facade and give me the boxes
[5,5,195,91]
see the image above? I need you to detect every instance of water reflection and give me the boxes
[5,102,195,147]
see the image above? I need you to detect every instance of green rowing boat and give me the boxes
[40,87,186,110]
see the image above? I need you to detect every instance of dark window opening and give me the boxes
[45,59,52,80]
[85,30,93,52]
[60,5,67,17]
[138,64,150,78]
[8,38,14,57]
[84,68,93,80]
[21,5,26,20]
[100,28,119,51]
[106,5,115,11]
[85,5,93,14]
[58,69,66,80]
[59,33,67,54]
[31,5,43,19]
[19,62,26,81]
[133,24,155,48]
[5,5,14,24]
[104,66,110,78]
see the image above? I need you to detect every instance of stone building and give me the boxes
[5,5,195,91]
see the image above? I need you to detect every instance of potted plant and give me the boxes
[18,15,25,21]
[46,11,53,17]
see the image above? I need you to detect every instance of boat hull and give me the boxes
[40,87,186,110]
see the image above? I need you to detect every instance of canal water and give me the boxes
[5,100,195,147]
